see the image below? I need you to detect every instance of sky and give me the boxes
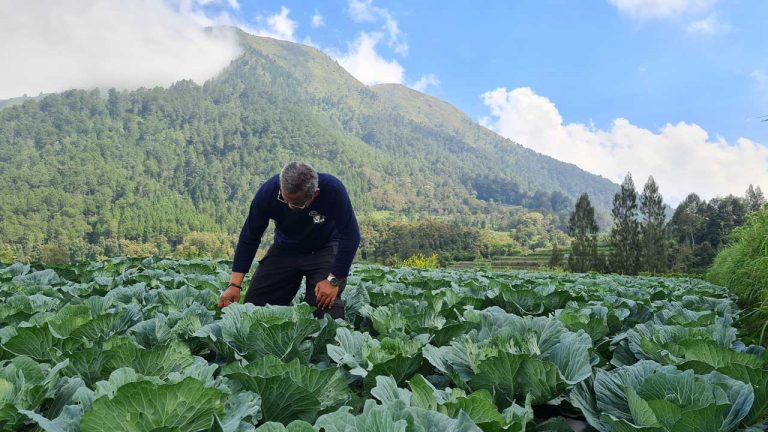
[1,0,767,205]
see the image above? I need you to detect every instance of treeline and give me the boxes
[0,210,571,268]
[469,176,580,228]
[562,175,765,275]
[359,218,485,264]
[0,231,240,266]
[358,216,568,265]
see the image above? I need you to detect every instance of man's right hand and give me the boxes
[218,286,241,309]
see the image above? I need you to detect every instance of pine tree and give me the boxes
[549,243,564,268]
[745,184,766,213]
[639,176,667,274]
[567,193,599,272]
[609,173,642,275]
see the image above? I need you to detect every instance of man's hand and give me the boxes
[218,286,241,309]
[314,279,339,310]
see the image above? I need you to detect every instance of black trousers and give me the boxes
[244,244,346,319]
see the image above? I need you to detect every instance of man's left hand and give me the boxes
[314,279,339,310]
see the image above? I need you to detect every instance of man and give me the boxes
[218,161,361,319]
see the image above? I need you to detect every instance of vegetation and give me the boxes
[561,175,762,277]
[708,207,768,344]
[567,193,600,272]
[0,258,765,430]
[668,188,761,272]
[745,184,766,213]
[358,218,485,265]
[0,32,619,265]
[398,252,440,268]
[0,24,766,432]
[608,174,642,275]
[548,243,564,268]
[639,176,667,274]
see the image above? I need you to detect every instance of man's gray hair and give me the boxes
[280,161,318,197]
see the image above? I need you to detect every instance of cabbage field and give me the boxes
[1,257,767,431]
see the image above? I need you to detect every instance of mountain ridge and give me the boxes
[234,31,618,208]
[0,29,619,260]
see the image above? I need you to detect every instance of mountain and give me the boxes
[237,32,618,202]
[0,94,45,110]
[0,29,618,260]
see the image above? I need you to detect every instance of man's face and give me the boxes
[278,188,319,211]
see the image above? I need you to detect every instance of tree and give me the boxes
[745,184,766,213]
[510,212,548,250]
[609,173,641,275]
[174,231,235,259]
[639,176,667,274]
[549,191,571,213]
[668,193,705,249]
[548,243,564,268]
[703,196,747,248]
[667,193,748,271]
[567,193,599,272]
[40,244,70,265]
[668,243,693,273]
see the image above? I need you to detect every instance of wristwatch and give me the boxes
[326,274,340,287]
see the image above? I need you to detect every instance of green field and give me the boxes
[451,245,612,271]
[1,258,766,431]
[451,252,555,270]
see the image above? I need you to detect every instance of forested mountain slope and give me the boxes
[0,29,618,258]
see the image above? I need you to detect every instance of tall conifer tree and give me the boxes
[609,173,641,275]
[567,193,599,272]
[639,176,667,274]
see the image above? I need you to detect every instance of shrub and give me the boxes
[399,253,440,268]
[0,245,14,263]
[174,231,235,259]
[39,243,70,265]
[707,208,768,344]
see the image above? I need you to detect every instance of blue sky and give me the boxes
[2,0,767,203]
[220,0,768,142]
[203,0,768,203]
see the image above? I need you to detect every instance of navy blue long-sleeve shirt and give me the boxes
[232,173,361,278]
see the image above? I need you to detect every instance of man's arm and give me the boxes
[219,191,270,308]
[314,180,361,310]
[330,182,361,278]
[232,193,270,274]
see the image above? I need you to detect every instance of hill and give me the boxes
[0,29,618,260]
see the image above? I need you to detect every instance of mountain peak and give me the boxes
[223,29,618,211]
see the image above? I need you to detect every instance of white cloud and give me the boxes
[480,87,768,205]
[183,0,240,11]
[752,70,768,91]
[411,74,440,93]
[253,6,297,41]
[686,13,730,35]
[348,0,407,55]
[311,10,325,28]
[349,0,377,22]
[336,33,404,85]
[0,0,242,100]
[608,0,717,20]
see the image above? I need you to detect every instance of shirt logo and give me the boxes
[309,210,326,224]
